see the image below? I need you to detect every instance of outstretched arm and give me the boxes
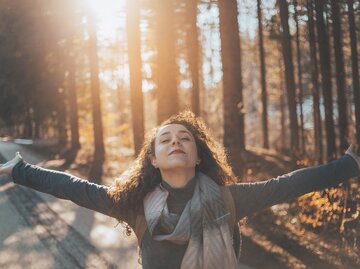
[0,153,124,221]
[229,145,360,221]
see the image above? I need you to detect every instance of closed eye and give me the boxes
[160,139,170,143]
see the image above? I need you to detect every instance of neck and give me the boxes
[160,168,195,189]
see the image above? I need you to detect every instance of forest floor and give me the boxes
[237,147,360,269]
[2,139,359,268]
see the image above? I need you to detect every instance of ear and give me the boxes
[196,158,201,165]
[150,155,157,168]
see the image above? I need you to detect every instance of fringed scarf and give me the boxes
[143,172,238,269]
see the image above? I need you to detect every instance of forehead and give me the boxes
[156,123,192,137]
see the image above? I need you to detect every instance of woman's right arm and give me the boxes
[1,153,125,221]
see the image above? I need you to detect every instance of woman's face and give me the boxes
[151,123,199,172]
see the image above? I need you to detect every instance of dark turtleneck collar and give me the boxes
[160,173,198,193]
[159,174,198,215]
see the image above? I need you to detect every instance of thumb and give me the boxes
[15,152,23,162]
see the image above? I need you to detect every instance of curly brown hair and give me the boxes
[108,110,237,235]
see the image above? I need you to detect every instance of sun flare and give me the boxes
[88,0,125,40]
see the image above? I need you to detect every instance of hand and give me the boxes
[345,144,360,170]
[0,152,23,177]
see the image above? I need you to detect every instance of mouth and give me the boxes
[169,149,185,155]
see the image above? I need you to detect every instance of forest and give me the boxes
[0,0,359,267]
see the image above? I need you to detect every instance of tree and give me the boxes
[315,0,336,161]
[88,9,105,175]
[331,0,348,154]
[0,0,67,140]
[279,56,287,151]
[347,0,360,147]
[126,0,145,156]
[66,36,81,151]
[278,0,299,158]
[185,0,200,116]
[293,0,305,155]
[218,0,246,175]
[256,0,269,149]
[306,0,323,164]
[154,0,179,123]
[60,1,81,152]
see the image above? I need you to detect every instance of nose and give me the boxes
[171,137,181,145]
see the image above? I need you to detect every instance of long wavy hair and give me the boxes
[108,110,237,235]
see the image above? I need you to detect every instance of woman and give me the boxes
[1,111,360,269]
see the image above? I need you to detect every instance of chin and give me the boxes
[165,163,196,170]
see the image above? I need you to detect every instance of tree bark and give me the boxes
[66,35,80,151]
[24,106,33,138]
[278,0,299,158]
[331,0,348,154]
[126,0,145,156]
[186,0,200,116]
[154,0,179,123]
[218,0,246,176]
[307,0,323,164]
[347,0,360,147]
[67,60,80,150]
[88,11,105,167]
[293,0,305,155]
[314,0,336,161]
[279,54,286,151]
[257,0,269,149]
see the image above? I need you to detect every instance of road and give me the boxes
[0,141,139,269]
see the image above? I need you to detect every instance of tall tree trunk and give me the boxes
[88,11,105,168]
[52,87,68,148]
[24,106,33,138]
[186,0,200,116]
[154,0,179,123]
[347,0,360,147]
[218,0,245,176]
[278,0,299,158]
[331,0,348,154]
[315,0,336,161]
[55,53,68,149]
[126,0,145,156]
[331,0,351,234]
[293,0,305,155]
[257,0,269,149]
[34,115,41,139]
[67,41,80,151]
[279,54,286,151]
[307,0,323,164]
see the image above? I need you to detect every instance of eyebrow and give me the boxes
[159,130,192,137]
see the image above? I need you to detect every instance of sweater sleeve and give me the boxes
[11,159,129,222]
[228,154,360,221]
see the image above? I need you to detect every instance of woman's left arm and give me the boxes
[229,146,360,220]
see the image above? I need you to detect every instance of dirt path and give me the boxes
[2,176,116,268]
[0,142,139,269]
